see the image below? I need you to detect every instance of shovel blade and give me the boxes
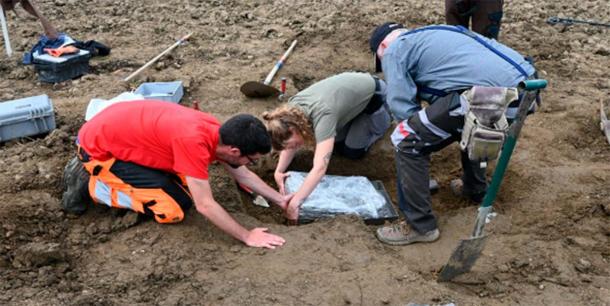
[438,235,488,282]
[240,81,280,98]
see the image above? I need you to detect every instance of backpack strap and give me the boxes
[401,25,530,98]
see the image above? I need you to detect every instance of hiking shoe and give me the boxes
[450,179,485,204]
[375,221,440,246]
[61,157,91,215]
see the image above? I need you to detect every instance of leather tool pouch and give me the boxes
[459,86,517,162]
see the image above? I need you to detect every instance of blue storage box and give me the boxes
[0,95,56,142]
[33,49,91,83]
[134,81,184,103]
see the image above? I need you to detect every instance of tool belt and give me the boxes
[459,86,518,162]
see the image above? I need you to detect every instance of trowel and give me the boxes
[438,79,548,282]
[237,183,270,208]
[240,40,297,98]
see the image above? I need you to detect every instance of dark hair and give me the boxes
[219,114,271,155]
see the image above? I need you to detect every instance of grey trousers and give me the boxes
[395,93,487,233]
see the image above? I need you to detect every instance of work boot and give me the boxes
[375,221,440,246]
[61,157,91,215]
[450,179,485,204]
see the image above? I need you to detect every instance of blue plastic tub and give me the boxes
[33,49,91,83]
[134,81,184,103]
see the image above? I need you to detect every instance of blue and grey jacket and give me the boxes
[381,25,536,122]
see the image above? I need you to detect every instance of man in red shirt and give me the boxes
[61,101,289,249]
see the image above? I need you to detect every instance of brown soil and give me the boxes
[0,0,609,305]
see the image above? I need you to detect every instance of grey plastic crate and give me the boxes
[134,81,184,103]
[0,95,56,142]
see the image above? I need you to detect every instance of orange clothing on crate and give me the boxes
[43,45,79,57]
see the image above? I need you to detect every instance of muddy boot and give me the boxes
[375,221,440,246]
[61,157,91,215]
[450,179,485,204]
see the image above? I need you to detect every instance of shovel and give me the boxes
[599,99,610,145]
[124,33,193,82]
[0,6,12,57]
[547,16,610,28]
[438,79,548,282]
[240,40,297,98]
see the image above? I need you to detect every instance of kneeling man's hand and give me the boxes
[245,228,285,249]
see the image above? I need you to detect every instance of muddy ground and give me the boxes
[0,0,609,305]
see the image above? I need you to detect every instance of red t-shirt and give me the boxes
[78,100,220,179]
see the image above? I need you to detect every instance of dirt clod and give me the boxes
[11,242,64,268]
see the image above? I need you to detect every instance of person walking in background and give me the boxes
[445,0,503,39]
[1,0,58,39]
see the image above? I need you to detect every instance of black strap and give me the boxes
[400,25,530,97]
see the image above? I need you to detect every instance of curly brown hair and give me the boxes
[262,105,314,150]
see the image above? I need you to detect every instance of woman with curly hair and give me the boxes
[262,72,391,223]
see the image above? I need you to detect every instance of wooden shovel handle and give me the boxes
[263,40,297,85]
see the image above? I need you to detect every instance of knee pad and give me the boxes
[488,11,503,23]
[154,209,184,224]
[146,199,185,224]
[485,12,503,39]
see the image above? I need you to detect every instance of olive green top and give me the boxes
[288,72,376,142]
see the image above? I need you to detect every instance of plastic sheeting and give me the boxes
[285,171,394,222]
[85,92,144,121]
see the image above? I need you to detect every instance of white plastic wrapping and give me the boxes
[85,92,144,121]
[284,171,389,221]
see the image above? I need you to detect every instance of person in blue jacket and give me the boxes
[369,22,538,246]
